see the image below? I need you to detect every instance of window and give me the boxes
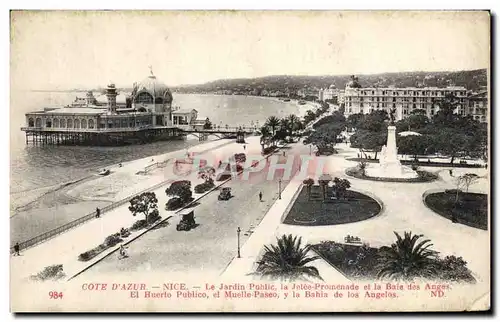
[28,118,34,127]
[135,92,154,104]
[81,119,87,128]
[67,119,73,128]
[88,119,95,129]
[360,103,364,107]
[74,119,80,128]
[35,118,42,127]
[413,104,416,109]
[393,103,396,108]
[53,118,59,128]
[60,119,66,128]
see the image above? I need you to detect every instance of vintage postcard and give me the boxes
[9,10,490,312]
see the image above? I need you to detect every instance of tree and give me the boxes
[304,123,344,154]
[254,234,322,282]
[265,116,281,136]
[377,232,439,281]
[165,180,193,204]
[303,178,315,201]
[358,110,388,132]
[312,111,346,130]
[128,191,158,224]
[432,128,470,164]
[303,110,317,125]
[457,172,479,196]
[397,135,433,161]
[332,177,351,200]
[350,129,387,159]
[318,174,332,201]
[259,126,272,150]
[396,114,429,132]
[431,94,461,127]
[286,114,302,137]
[198,166,216,184]
[347,113,364,131]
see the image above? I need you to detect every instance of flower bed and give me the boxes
[312,241,476,283]
[194,181,215,194]
[345,167,438,183]
[424,191,488,230]
[283,186,381,226]
[78,233,123,262]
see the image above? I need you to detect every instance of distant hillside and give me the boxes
[171,69,487,94]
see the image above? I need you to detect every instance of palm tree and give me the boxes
[303,178,315,201]
[318,174,332,201]
[259,126,271,151]
[287,114,301,137]
[254,234,323,282]
[280,118,291,140]
[377,231,439,281]
[265,116,281,137]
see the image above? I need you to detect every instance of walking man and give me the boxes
[243,145,246,151]
[259,191,263,202]
[14,242,20,256]
[449,169,453,177]
[96,207,101,218]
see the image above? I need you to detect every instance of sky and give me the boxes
[10,10,490,90]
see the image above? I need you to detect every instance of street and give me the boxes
[82,143,310,279]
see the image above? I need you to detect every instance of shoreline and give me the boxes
[10,137,237,243]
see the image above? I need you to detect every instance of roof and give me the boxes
[42,107,106,115]
[134,75,172,101]
[172,108,198,114]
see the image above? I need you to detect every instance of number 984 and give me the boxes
[49,291,63,299]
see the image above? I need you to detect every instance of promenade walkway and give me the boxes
[81,140,304,280]
[10,136,261,285]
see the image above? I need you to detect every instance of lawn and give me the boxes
[283,185,381,226]
[424,191,488,230]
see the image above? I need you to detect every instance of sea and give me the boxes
[10,91,309,196]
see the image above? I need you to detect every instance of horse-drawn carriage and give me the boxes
[218,187,232,201]
[176,209,196,231]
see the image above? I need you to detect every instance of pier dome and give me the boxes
[134,75,173,105]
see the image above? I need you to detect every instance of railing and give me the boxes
[21,125,160,133]
[11,138,236,253]
[10,178,172,254]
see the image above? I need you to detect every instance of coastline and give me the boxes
[10,137,235,244]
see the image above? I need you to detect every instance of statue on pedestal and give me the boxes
[389,107,396,125]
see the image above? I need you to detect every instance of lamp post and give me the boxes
[309,144,312,155]
[237,227,241,258]
[278,179,282,200]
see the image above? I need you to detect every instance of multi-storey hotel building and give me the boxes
[343,76,476,121]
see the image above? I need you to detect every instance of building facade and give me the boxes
[342,76,484,122]
[318,85,340,101]
[468,91,488,123]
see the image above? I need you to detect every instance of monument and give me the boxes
[365,108,418,179]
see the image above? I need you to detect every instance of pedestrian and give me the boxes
[14,242,20,256]
[449,169,453,177]
[243,145,246,151]
[96,207,101,218]
[219,160,222,168]
[119,244,128,259]
[283,151,286,156]
[259,191,263,202]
